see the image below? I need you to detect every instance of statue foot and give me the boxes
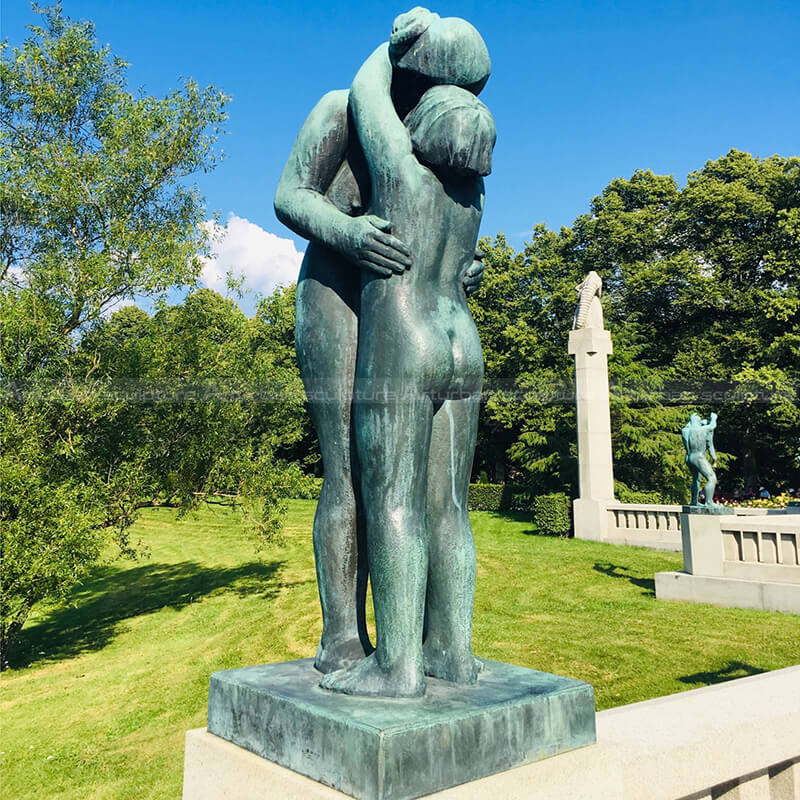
[314,636,372,674]
[423,642,480,684]
[319,652,425,698]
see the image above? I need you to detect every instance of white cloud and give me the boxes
[201,213,304,297]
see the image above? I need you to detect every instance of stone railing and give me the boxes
[732,505,799,516]
[605,502,683,550]
[184,666,800,800]
[574,499,684,551]
[720,516,800,579]
[576,500,798,554]
[656,511,800,614]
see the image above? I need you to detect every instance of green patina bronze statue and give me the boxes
[682,412,722,509]
[207,15,597,786]
[275,8,494,697]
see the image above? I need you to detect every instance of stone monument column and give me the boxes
[569,272,615,541]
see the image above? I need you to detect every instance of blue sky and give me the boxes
[3,0,799,308]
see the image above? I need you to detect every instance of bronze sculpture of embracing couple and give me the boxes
[275,7,496,699]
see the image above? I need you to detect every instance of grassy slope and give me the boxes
[2,501,799,799]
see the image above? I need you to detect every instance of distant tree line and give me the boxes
[472,152,799,501]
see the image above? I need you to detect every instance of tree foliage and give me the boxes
[0,4,229,663]
[74,288,312,535]
[0,5,227,334]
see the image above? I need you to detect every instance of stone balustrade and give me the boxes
[606,502,683,549]
[576,501,799,555]
[656,512,800,614]
[721,517,800,581]
[575,499,684,551]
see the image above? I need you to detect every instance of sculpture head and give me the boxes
[404,84,496,177]
[690,412,701,425]
[572,271,604,330]
[389,8,491,98]
[575,270,602,297]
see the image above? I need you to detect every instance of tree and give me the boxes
[0,4,228,664]
[250,284,319,476]
[570,169,700,500]
[73,288,313,539]
[469,230,583,490]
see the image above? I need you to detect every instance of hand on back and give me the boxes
[346,215,412,277]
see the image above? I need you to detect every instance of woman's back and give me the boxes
[361,159,484,305]
[357,158,484,396]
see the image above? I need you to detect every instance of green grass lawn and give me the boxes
[3,501,799,799]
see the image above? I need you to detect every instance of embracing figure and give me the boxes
[275,8,495,697]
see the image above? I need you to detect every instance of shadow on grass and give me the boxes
[9,559,283,669]
[482,510,536,525]
[521,528,571,538]
[593,562,656,597]
[678,661,765,687]
[479,510,565,537]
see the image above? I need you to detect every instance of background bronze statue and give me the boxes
[682,412,721,508]
[274,8,491,678]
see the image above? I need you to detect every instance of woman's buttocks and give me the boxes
[359,281,482,395]
[435,294,483,394]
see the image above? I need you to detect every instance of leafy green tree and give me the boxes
[582,154,800,496]
[470,230,583,489]
[673,152,800,490]
[74,288,312,541]
[0,4,228,664]
[250,284,319,475]
[569,169,702,500]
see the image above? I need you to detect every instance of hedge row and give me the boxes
[292,481,572,537]
[469,486,571,536]
[531,493,572,537]
[614,483,665,505]
[467,483,534,512]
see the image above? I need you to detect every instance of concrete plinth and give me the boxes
[682,505,729,515]
[205,658,596,800]
[655,571,800,614]
[184,665,800,800]
[680,512,725,576]
[573,497,610,543]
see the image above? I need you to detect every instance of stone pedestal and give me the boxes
[184,666,800,800]
[573,497,610,543]
[682,504,729,515]
[680,511,725,576]
[204,658,596,800]
[656,511,800,614]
